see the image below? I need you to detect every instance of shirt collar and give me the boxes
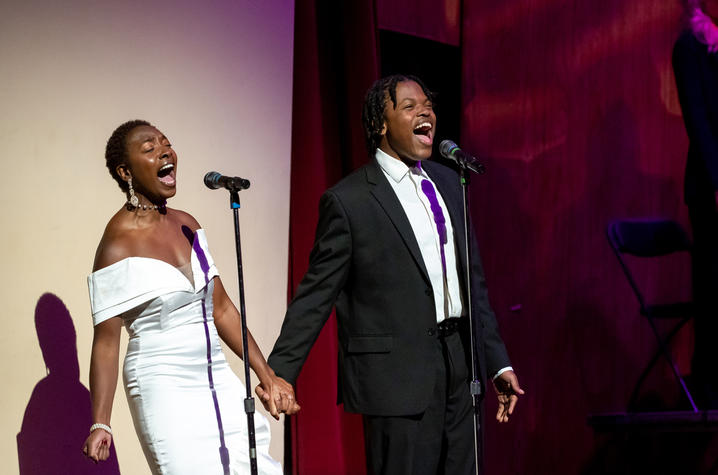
[375,148,425,183]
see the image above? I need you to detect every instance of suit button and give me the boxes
[425,288,432,296]
[428,328,435,336]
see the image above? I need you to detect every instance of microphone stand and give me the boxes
[226,188,259,475]
[458,165,485,475]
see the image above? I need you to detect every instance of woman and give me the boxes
[673,0,718,409]
[82,120,299,473]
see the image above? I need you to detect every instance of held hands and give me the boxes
[82,428,112,463]
[255,374,301,420]
[492,370,524,423]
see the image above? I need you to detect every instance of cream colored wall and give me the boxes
[0,0,294,472]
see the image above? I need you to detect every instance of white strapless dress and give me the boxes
[87,229,282,475]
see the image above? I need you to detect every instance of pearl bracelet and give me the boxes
[90,423,112,435]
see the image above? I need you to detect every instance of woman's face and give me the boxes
[121,125,177,202]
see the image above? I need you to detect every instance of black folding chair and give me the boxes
[606,218,698,413]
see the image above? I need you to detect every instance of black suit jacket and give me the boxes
[673,30,718,206]
[268,159,511,416]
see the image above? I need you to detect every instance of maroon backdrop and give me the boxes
[462,1,706,474]
[286,0,377,473]
[286,1,714,473]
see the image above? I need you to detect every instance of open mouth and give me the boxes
[413,122,433,146]
[158,163,176,186]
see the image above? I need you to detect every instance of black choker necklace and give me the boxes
[126,201,166,211]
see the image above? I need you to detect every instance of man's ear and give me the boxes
[116,164,131,182]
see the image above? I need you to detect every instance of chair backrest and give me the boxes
[607,219,691,257]
[606,218,692,311]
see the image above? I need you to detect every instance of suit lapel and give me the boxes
[366,160,431,284]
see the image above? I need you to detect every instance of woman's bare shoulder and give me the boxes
[92,212,137,271]
[92,208,203,271]
[167,207,202,233]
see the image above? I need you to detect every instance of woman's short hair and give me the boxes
[105,119,151,192]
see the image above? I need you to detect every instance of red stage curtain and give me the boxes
[290,1,702,473]
[461,1,698,473]
[376,0,461,46]
[287,1,378,473]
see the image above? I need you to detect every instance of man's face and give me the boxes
[378,80,436,163]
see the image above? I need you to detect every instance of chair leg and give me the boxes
[628,316,694,411]
[628,352,662,411]
[646,317,699,412]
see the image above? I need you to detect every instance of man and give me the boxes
[673,1,718,408]
[266,75,523,474]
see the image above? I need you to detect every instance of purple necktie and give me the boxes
[416,166,448,279]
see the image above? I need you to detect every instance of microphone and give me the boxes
[439,140,486,174]
[203,171,251,191]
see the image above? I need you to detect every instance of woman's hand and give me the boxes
[82,428,112,463]
[255,375,301,420]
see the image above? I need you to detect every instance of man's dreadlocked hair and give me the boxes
[105,119,152,192]
[361,74,434,158]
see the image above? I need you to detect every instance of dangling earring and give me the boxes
[128,177,139,208]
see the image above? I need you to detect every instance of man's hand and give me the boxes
[492,370,524,423]
[255,375,301,420]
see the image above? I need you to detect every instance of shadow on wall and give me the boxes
[17,293,120,474]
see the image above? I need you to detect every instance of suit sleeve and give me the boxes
[268,190,352,384]
[673,33,718,190]
[469,225,511,378]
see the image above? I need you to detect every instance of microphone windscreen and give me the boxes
[439,140,458,160]
[204,171,221,189]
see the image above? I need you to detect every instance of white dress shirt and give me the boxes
[375,149,463,323]
[375,150,513,380]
